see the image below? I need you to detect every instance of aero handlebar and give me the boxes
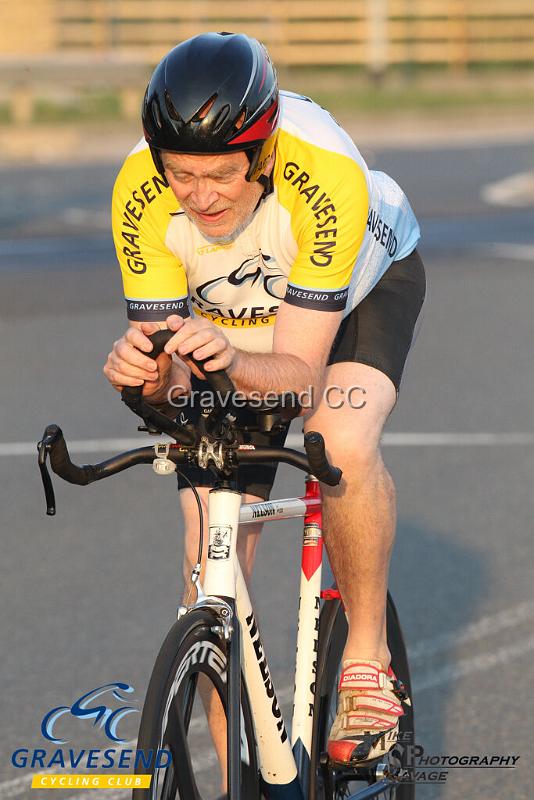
[120,329,235,444]
[37,426,342,516]
[38,329,342,514]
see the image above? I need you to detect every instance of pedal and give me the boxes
[391,677,412,706]
[326,751,386,784]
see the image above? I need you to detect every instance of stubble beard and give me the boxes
[182,190,262,245]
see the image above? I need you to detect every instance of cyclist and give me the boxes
[104,32,426,768]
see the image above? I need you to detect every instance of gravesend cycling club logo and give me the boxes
[11,682,171,789]
[192,251,287,325]
[41,682,138,744]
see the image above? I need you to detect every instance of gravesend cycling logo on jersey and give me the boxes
[11,682,171,779]
[41,682,138,744]
[191,252,287,327]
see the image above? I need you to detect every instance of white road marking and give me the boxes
[5,431,534,458]
[0,239,108,257]
[410,599,534,664]
[412,632,534,693]
[482,171,534,207]
[61,208,109,229]
[382,432,534,446]
[1,438,155,456]
[485,243,534,262]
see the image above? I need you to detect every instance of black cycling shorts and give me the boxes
[176,248,426,500]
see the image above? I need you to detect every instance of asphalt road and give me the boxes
[1,133,534,799]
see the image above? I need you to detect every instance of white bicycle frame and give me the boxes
[187,475,325,800]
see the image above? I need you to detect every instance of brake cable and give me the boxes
[176,468,205,608]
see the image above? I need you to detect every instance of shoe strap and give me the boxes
[343,713,399,732]
[339,661,387,691]
[342,692,403,717]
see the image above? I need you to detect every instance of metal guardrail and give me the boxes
[1,0,533,66]
[0,0,533,123]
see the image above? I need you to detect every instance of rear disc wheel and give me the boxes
[310,592,415,800]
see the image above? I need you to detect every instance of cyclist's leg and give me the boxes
[304,363,396,667]
[305,249,425,764]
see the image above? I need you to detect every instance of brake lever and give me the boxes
[37,425,60,516]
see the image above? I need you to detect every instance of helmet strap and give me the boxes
[245,144,262,182]
[150,146,166,176]
[257,172,273,199]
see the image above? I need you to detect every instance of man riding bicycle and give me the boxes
[104,32,426,769]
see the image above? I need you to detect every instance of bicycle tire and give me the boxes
[309,592,415,800]
[133,608,260,800]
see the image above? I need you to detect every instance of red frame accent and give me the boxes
[301,477,323,580]
[321,588,341,601]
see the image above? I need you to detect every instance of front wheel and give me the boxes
[310,592,415,800]
[133,608,260,800]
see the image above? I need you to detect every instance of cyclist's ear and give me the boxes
[262,153,275,178]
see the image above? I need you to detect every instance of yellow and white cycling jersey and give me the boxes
[112,91,420,352]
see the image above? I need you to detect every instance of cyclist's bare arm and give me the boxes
[162,302,343,397]
[233,301,342,395]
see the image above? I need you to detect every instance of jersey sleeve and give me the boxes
[111,142,190,322]
[275,129,369,312]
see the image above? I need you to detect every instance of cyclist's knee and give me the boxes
[328,429,383,475]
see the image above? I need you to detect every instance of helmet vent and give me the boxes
[164,90,182,123]
[192,94,217,123]
[234,110,246,132]
[151,99,162,129]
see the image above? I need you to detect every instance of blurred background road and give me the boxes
[1,2,534,799]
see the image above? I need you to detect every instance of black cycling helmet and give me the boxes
[142,32,279,182]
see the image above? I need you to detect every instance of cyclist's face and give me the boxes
[162,151,264,242]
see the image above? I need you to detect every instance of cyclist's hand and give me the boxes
[163,315,236,377]
[104,323,173,398]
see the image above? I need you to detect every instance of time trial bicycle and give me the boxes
[37,330,415,800]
